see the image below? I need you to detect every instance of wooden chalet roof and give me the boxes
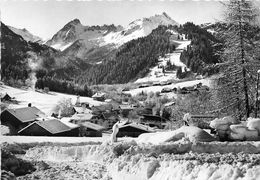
[81,122,105,131]
[18,119,74,134]
[2,107,45,123]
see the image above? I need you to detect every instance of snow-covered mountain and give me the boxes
[45,19,120,51]
[46,12,179,55]
[8,26,43,43]
[100,12,179,47]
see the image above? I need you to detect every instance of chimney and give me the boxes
[28,103,32,107]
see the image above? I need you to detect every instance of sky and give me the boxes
[0,0,224,40]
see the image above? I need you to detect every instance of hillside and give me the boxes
[76,25,178,85]
[177,22,221,78]
[1,22,57,86]
[1,22,94,96]
[0,85,103,115]
[2,18,223,89]
[7,26,43,43]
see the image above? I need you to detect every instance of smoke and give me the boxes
[26,51,41,90]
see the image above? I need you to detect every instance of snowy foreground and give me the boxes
[2,126,260,180]
[0,85,104,115]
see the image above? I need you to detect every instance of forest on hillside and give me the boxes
[76,25,178,85]
[176,22,221,78]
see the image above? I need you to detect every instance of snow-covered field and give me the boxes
[0,85,104,115]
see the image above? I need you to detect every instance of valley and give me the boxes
[1,1,260,179]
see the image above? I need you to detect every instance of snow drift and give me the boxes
[23,139,260,180]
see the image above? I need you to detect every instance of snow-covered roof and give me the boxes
[18,119,76,135]
[73,106,92,114]
[81,122,105,131]
[119,123,154,132]
[71,113,93,120]
[3,106,45,123]
[92,92,106,98]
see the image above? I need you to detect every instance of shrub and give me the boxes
[53,98,74,117]
[1,149,36,176]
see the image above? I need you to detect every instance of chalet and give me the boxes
[117,123,154,137]
[152,82,161,86]
[140,114,169,129]
[138,84,150,88]
[122,87,130,92]
[91,104,113,115]
[1,93,12,102]
[92,92,106,101]
[161,87,172,93]
[119,104,134,117]
[105,99,112,103]
[70,113,94,124]
[195,75,203,80]
[79,122,104,137]
[160,81,172,86]
[18,119,80,136]
[60,117,81,129]
[73,106,92,114]
[83,111,120,129]
[179,86,198,94]
[164,101,176,107]
[172,87,177,92]
[0,107,45,134]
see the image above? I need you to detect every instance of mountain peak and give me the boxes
[162,12,171,19]
[68,18,81,25]
[144,12,179,26]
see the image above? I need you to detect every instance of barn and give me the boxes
[79,122,105,137]
[1,93,12,102]
[117,123,153,137]
[92,92,106,101]
[18,119,80,136]
[0,107,45,134]
[119,104,134,117]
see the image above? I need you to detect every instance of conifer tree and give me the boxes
[213,0,260,119]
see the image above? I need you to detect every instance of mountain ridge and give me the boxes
[7,26,43,43]
[44,12,179,62]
